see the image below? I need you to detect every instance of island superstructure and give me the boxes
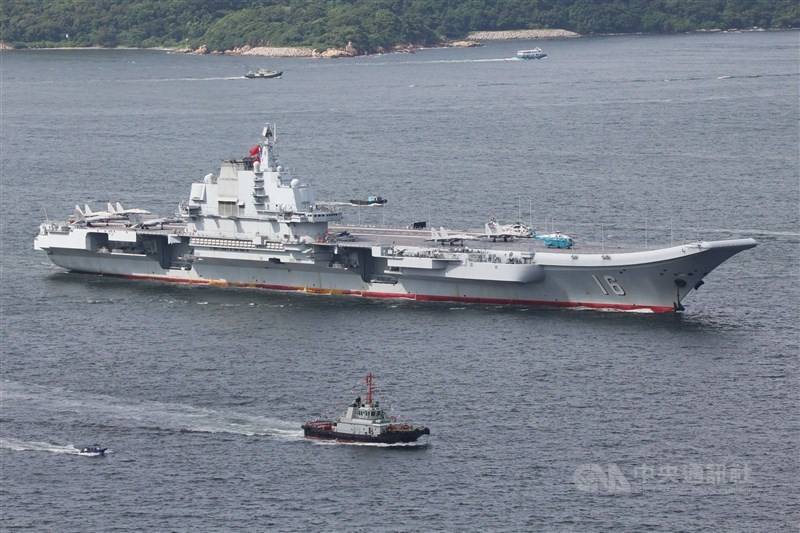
[34,124,757,313]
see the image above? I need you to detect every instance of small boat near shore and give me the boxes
[517,48,547,59]
[245,69,283,79]
[303,373,429,444]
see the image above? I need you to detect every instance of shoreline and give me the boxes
[0,45,181,52]
[1,27,793,56]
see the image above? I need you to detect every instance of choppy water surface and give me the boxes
[1,32,798,531]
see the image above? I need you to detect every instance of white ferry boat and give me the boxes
[517,48,547,59]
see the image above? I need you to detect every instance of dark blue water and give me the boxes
[1,32,798,531]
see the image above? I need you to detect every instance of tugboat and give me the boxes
[78,445,107,457]
[303,373,429,444]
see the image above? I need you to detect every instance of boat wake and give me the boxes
[0,437,82,455]
[426,57,520,64]
[1,381,304,441]
[157,76,246,82]
[358,57,518,67]
[714,72,798,81]
[632,72,799,84]
[128,76,247,83]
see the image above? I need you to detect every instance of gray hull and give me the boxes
[42,237,756,313]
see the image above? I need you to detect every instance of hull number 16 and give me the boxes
[592,275,626,296]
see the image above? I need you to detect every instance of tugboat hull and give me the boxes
[302,424,429,444]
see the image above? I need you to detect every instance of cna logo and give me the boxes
[573,463,632,494]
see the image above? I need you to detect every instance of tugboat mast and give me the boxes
[365,372,375,405]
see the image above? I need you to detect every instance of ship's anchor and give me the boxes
[673,278,687,311]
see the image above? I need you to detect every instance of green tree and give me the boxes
[2,0,797,51]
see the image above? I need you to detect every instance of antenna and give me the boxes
[529,198,532,230]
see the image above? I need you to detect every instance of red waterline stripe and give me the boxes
[115,273,675,313]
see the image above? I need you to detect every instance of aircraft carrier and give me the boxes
[34,124,757,313]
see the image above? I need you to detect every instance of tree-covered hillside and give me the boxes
[2,0,798,52]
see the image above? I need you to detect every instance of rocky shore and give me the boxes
[186,42,361,58]
[226,45,315,57]
[466,29,580,40]
[445,40,483,48]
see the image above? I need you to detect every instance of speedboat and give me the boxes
[303,373,429,444]
[245,69,283,79]
[349,195,387,206]
[516,48,547,59]
[78,445,107,457]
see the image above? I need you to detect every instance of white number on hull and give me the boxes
[592,275,626,296]
[604,275,626,296]
[592,274,609,295]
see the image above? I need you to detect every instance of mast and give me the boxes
[365,372,375,405]
[260,124,278,171]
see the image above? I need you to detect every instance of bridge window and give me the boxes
[218,201,238,217]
